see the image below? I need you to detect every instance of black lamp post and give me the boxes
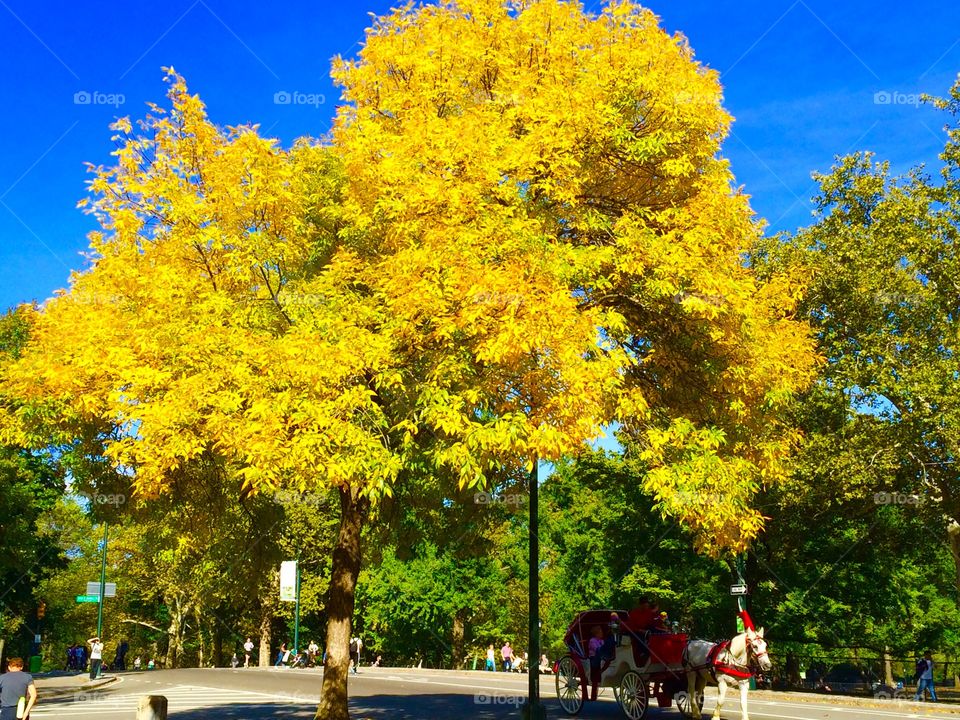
[522,461,547,720]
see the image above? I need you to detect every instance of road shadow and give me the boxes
[347,694,672,719]
[150,695,672,719]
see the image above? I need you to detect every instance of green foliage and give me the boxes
[750,77,960,656]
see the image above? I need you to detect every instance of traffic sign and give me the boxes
[76,595,100,603]
[86,582,116,597]
[730,584,749,596]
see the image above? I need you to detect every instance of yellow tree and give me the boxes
[0,66,619,716]
[330,0,818,555]
[0,2,820,718]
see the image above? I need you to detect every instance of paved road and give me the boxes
[31,667,960,719]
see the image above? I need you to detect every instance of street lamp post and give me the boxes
[97,522,108,640]
[294,557,301,656]
[734,553,756,690]
[523,462,547,720]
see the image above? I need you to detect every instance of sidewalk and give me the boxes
[747,687,960,714]
[33,671,120,699]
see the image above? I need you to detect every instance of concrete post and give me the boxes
[136,695,168,719]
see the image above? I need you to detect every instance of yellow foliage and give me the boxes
[1,3,818,555]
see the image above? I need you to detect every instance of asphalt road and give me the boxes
[30,667,960,720]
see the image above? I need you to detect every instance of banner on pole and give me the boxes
[86,582,116,597]
[280,561,298,602]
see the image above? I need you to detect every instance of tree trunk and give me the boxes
[165,596,188,669]
[948,522,960,594]
[259,590,275,669]
[213,612,223,668]
[196,607,205,668]
[315,486,367,720]
[452,610,466,670]
[883,646,894,686]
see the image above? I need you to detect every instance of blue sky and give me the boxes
[1,0,958,310]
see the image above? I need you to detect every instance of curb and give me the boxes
[40,675,121,700]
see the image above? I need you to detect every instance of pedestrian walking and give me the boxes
[501,641,514,672]
[87,636,104,680]
[275,642,288,667]
[0,656,38,720]
[914,650,938,701]
[243,637,254,668]
[113,639,128,672]
[485,644,496,671]
[349,637,360,674]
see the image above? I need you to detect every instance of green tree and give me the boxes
[750,77,960,664]
[0,308,64,662]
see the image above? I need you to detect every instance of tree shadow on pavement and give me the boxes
[151,695,637,719]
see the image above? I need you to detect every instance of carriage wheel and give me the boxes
[674,689,704,717]
[555,655,585,715]
[616,670,649,720]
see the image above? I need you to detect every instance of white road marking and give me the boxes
[32,683,317,717]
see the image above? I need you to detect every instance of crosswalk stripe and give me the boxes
[32,684,318,717]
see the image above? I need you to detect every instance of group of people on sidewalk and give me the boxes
[483,642,551,673]
[263,636,364,672]
[65,637,138,679]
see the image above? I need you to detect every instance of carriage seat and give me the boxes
[645,632,688,667]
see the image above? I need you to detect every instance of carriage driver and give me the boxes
[624,598,660,633]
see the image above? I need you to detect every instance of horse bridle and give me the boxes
[746,635,769,667]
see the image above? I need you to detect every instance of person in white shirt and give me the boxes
[87,636,104,680]
[243,638,254,668]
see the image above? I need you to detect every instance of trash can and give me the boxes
[29,656,42,673]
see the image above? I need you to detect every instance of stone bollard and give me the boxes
[136,695,168,720]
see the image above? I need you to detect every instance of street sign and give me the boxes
[730,583,749,596]
[76,595,100,603]
[86,582,116,597]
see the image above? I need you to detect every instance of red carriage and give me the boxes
[554,609,703,720]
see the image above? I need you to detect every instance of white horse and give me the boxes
[681,626,771,720]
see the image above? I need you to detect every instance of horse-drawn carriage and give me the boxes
[555,609,771,720]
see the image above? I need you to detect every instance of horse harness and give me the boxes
[684,640,754,681]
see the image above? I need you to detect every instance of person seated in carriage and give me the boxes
[588,624,617,701]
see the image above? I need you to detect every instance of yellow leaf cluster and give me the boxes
[1,3,819,554]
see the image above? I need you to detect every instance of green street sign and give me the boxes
[76,595,100,603]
